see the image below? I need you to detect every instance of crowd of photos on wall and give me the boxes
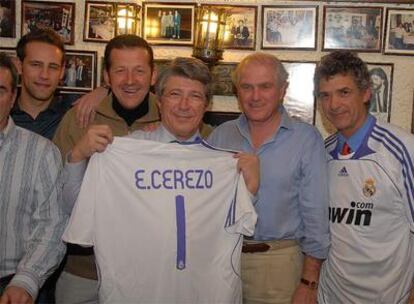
[21,1,75,44]
[262,5,318,50]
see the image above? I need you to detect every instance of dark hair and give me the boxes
[104,35,154,71]
[0,52,18,92]
[369,67,387,81]
[314,51,370,95]
[16,28,65,64]
[155,57,212,103]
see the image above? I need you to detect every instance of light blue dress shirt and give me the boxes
[336,115,375,155]
[207,106,330,259]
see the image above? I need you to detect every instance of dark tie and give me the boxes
[341,142,352,155]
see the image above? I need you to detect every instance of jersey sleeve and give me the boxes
[224,174,257,236]
[62,154,100,246]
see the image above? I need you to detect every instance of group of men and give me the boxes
[1,26,414,304]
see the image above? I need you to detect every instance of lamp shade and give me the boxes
[193,6,227,66]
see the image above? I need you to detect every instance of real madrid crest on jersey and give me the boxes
[362,178,376,197]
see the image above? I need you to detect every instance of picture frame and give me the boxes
[283,61,316,125]
[84,1,115,42]
[203,5,257,50]
[59,50,97,92]
[0,0,16,38]
[322,6,383,52]
[384,8,414,55]
[367,63,393,123]
[0,47,20,76]
[84,1,141,43]
[21,1,75,44]
[211,63,237,96]
[261,5,318,50]
[412,91,414,134]
[143,3,196,46]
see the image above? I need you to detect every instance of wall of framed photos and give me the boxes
[1,0,414,137]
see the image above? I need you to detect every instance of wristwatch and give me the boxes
[300,278,318,290]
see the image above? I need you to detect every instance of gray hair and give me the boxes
[232,52,289,87]
[0,52,18,92]
[155,57,212,103]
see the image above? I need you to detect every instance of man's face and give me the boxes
[0,67,17,130]
[236,62,287,125]
[20,41,65,103]
[158,75,208,141]
[370,74,383,91]
[104,47,155,109]
[318,73,371,138]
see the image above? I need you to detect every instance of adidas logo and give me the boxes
[338,167,348,177]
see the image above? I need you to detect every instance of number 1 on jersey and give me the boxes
[175,195,186,270]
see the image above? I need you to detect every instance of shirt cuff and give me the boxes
[8,271,40,302]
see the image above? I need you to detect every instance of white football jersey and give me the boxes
[319,121,414,303]
[63,137,257,304]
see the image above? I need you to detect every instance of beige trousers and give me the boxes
[241,241,303,304]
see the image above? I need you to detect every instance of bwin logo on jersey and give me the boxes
[329,201,373,226]
[338,166,348,177]
[362,178,376,197]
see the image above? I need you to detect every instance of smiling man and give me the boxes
[53,34,160,304]
[0,52,66,304]
[58,56,259,303]
[315,51,414,303]
[11,29,75,140]
[207,52,330,304]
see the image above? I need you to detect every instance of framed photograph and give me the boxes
[143,3,195,45]
[21,1,75,44]
[59,51,97,92]
[84,1,141,42]
[0,47,20,77]
[323,6,383,52]
[412,91,414,134]
[0,0,16,38]
[209,5,257,50]
[211,63,237,96]
[283,61,316,124]
[384,8,414,55]
[367,63,393,123]
[261,5,317,50]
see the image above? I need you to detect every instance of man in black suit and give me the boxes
[234,20,250,47]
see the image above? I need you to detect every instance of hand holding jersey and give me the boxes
[62,57,259,303]
[70,125,113,163]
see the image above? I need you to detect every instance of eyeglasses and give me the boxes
[162,90,206,103]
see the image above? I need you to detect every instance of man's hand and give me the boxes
[234,153,260,195]
[73,87,108,128]
[291,283,317,304]
[70,125,113,163]
[291,255,322,304]
[0,286,33,304]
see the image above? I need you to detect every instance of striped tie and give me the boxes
[341,142,352,155]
